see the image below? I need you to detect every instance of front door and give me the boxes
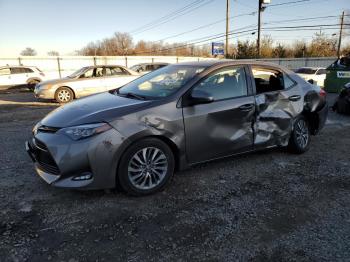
[182,65,255,164]
[250,66,303,149]
[75,67,106,97]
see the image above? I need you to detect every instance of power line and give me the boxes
[130,0,205,33]
[131,0,214,35]
[267,0,310,7]
[155,12,256,43]
[134,23,348,55]
[155,14,345,44]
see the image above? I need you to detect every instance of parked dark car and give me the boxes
[332,82,350,115]
[26,61,328,195]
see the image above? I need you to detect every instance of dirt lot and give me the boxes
[0,90,350,262]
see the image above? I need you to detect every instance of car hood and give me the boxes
[39,77,72,86]
[40,92,151,128]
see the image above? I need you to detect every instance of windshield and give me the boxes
[68,67,89,78]
[296,68,317,74]
[117,65,206,98]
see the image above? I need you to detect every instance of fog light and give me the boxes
[72,172,93,181]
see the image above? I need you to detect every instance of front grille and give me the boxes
[30,139,60,176]
[33,138,47,151]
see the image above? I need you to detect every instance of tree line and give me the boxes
[77,31,350,58]
[20,31,350,58]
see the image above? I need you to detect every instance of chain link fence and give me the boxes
[0,56,337,79]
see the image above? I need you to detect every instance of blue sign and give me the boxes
[212,42,225,56]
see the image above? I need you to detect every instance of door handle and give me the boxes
[288,95,301,101]
[239,103,254,111]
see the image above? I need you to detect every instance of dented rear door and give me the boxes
[249,65,304,149]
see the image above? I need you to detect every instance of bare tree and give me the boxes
[47,50,59,56]
[20,47,37,56]
[112,32,134,55]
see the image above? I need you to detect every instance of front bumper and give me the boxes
[34,87,56,99]
[25,127,126,189]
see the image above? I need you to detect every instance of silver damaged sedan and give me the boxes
[26,61,328,195]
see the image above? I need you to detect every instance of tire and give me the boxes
[288,116,311,154]
[117,138,175,196]
[27,79,40,91]
[55,87,74,103]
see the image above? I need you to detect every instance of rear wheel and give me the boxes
[117,138,175,196]
[288,116,310,154]
[55,87,74,103]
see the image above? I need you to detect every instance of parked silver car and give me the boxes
[26,61,328,196]
[130,62,169,75]
[34,65,139,103]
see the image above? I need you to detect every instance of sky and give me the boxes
[0,0,349,56]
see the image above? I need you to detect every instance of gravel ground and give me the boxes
[0,90,350,262]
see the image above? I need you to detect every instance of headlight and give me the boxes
[36,84,52,90]
[58,123,112,140]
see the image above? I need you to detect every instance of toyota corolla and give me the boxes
[26,61,328,195]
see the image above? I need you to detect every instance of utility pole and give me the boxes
[337,11,345,59]
[225,0,230,58]
[257,0,262,58]
[257,0,270,58]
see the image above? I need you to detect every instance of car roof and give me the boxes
[174,60,293,70]
[83,65,128,69]
[297,67,325,70]
[0,65,37,69]
[132,62,169,66]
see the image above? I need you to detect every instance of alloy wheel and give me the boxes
[57,89,71,102]
[127,147,168,190]
[295,119,309,149]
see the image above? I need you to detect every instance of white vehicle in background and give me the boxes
[130,62,169,75]
[0,66,45,90]
[34,65,140,103]
[295,67,327,87]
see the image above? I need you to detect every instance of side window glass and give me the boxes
[24,68,34,73]
[94,67,104,77]
[105,67,112,76]
[80,69,94,78]
[139,65,146,72]
[146,65,154,71]
[0,68,11,75]
[283,74,296,89]
[252,68,285,94]
[10,68,22,74]
[192,66,248,100]
[106,67,126,76]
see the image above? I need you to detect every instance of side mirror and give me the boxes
[307,79,315,85]
[189,89,214,106]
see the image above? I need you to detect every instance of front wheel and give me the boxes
[288,116,310,154]
[55,87,74,103]
[117,138,175,196]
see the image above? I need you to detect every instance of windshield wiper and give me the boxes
[118,92,147,100]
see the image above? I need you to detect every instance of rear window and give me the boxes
[295,68,317,74]
[0,68,11,75]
